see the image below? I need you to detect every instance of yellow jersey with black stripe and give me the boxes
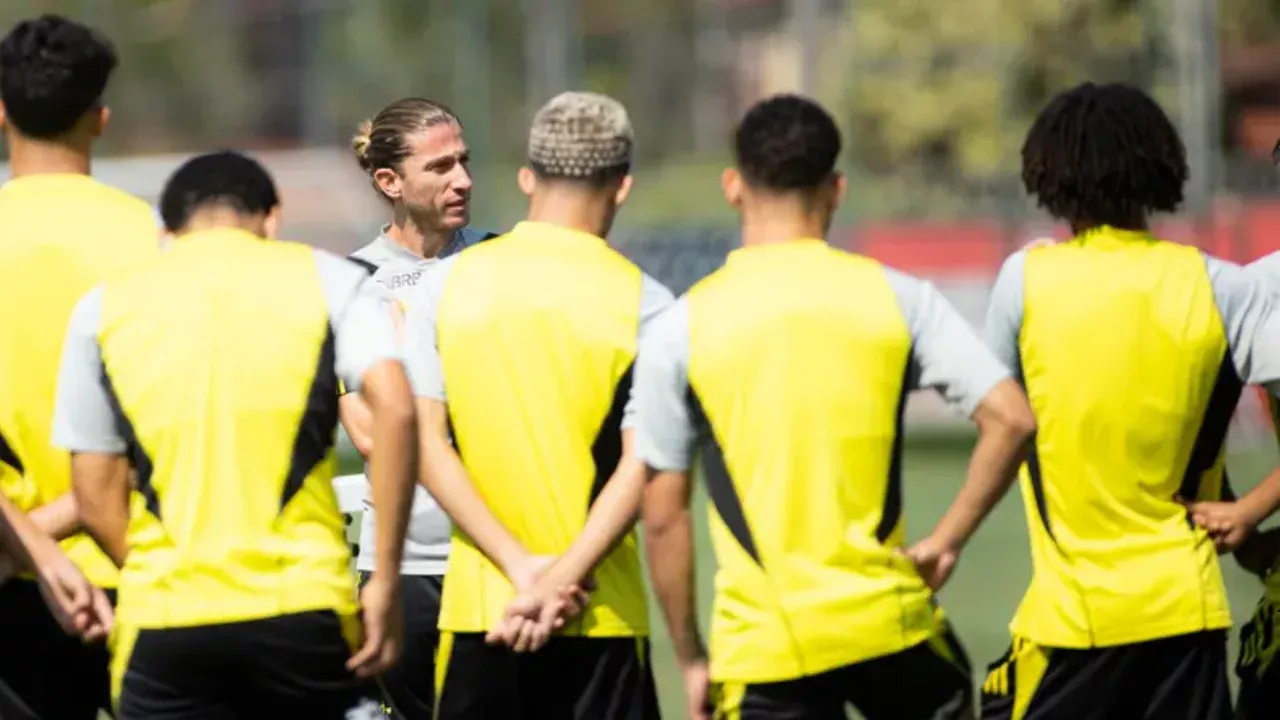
[0,174,158,589]
[985,227,1280,648]
[49,228,402,628]
[632,239,1011,683]
[401,221,672,637]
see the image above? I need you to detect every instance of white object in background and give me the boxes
[333,474,367,515]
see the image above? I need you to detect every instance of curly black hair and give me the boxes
[0,15,117,139]
[1021,82,1188,231]
[160,151,279,233]
[735,94,842,191]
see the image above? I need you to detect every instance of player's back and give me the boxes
[95,229,357,627]
[0,174,157,587]
[430,221,657,637]
[680,240,938,681]
[1008,231,1238,647]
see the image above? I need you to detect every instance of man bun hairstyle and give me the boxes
[527,91,633,187]
[352,98,461,201]
[1021,82,1188,230]
[0,14,117,139]
[734,94,842,192]
[159,150,280,232]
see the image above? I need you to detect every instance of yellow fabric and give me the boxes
[98,229,356,628]
[435,630,456,714]
[0,174,157,588]
[685,240,931,683]
[712,681,747,720]
[434,222,648,637]
[108,619,142,711]
[982,636,1051,720]
[1011,228,1232,648]
[1239,598,1280,681]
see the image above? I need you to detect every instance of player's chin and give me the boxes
[441,206,470,229]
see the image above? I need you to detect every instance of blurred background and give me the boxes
[8,2,1280,716]
[6,0,1275,432]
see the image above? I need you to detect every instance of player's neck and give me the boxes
[386,209,452,259]
[6,136,91,178]
[526,191,612,239]
[739,207,829,248]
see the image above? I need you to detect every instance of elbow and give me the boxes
[1006,403,1037,442]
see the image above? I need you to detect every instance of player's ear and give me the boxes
[262,205,282,239]
[373,168,402,203]
[614,174,633,206]
[825,171,847,211]
[517,166,537,197]
[0,101,8,132]
[721,167,744,209]
[92,106,112,138]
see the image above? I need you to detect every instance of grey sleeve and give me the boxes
[984,251,1026,375]
[1207,254,1280,393]
[50,286,126,454]
[313,250,403,394]
[885,268,1013,417]
[633,298,697,471]
[622,274,676,430]
[401,258,458,401]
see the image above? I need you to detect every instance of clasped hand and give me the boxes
[485,554,594,653]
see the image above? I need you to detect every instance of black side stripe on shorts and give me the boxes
[588,363,633,507]
[282,327,340,510]
[0,429,22,474]
[874,355,912,544]
[687,387,762,565]
[100,361,159,520]
[1179,350,1243,504]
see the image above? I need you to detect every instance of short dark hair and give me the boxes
[160,151,280,232]
[0,15,117,139]
[734,94,842,192]
[1021,82,1188,230]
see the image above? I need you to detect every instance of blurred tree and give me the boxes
[830,0,1155,194]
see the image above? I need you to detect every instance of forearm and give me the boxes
[367,403,418,575]
[423,435,528,576]
[1236,467,1280,529]
[542,458,645,589]
[0,493,37,570]
[29,493,80,541]
[929,425,1028,550]
[339,395,375,458]
[644,503,703,663]
[71,455,131,568]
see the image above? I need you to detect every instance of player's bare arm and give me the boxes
[644,467,710,720]
[70,453,131,569]
[0,492,112,641]
[27,492,80,541]
[347,356,418,679]
[339,394,375,458]
[909,379,1035,589]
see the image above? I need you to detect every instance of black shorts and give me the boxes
[0,578,113,719]
[980,630,1231,720]
[1236,598,1280,720]
[435,632,660,720]
[117,610,380,720]
[358,571,442,720]
[714,627,973,720]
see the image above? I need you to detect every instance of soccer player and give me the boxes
[980,82,1280,720]
[401,91,668,719]
[0,14,157,719]
[50,151,419,719]
[341,98,496,719]
[627,94,1034,720]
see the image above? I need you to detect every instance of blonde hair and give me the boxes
[351,98,461,200]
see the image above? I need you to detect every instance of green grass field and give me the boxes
[340,433,1280,719]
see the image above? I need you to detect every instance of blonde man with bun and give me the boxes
[341,98,496,720]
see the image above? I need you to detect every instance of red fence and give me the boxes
[851,199,1280,277]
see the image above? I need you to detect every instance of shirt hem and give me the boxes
[1009,613,1234,649]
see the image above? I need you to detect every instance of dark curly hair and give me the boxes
[1021,82,1187,231]
[0,15,117,139]
[735,94,842,191]
[160,151,279,233]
